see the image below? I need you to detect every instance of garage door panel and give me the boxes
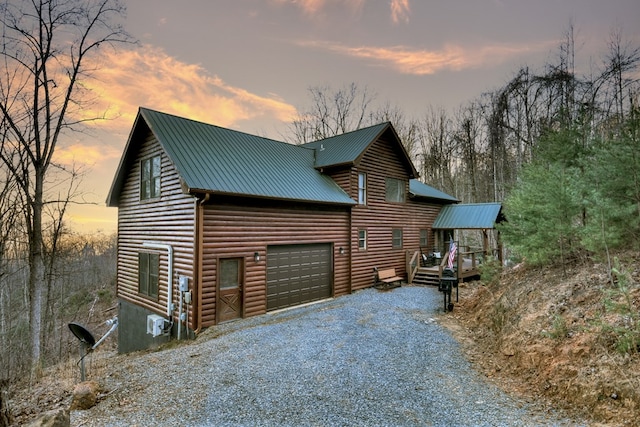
[266,243,333,311]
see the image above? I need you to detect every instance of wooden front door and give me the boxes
[217,258,243,323]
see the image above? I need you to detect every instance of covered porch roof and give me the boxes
[432,202,504,230]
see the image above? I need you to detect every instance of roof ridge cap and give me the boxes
[303,121,390,145]
[139,106,301,149]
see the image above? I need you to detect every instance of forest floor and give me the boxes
[443,251,640,426]
[5,252,640,426]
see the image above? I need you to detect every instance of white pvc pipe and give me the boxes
[92,317,118,350]
[178,288,183,340]
[142,242,174,318]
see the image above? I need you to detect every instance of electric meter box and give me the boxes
[178,275,189,292]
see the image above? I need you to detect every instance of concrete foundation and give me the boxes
[117,299,170,353]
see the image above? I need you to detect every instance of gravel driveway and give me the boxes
[72,286,583,427]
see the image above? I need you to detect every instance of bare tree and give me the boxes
[370,101,420,158]
[0,0,131,375]
[0,164,20,366]
[453,103,484,202]
[418,107,454,193]
[288,83,376,143]
[602,28,640,124]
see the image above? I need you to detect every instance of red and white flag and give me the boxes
[447,238,457,269]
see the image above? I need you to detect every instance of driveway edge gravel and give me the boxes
[72,286,583,426]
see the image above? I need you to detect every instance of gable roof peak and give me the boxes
[302,122,417,177]
[107,107,355,207]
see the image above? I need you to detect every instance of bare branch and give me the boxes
[0,0,132,373]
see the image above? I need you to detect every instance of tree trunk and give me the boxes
[0,384,11,427]
[29,171,46,377]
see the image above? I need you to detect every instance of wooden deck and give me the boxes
[407,250,482,286]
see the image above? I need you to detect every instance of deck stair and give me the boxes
[412,267,442,286]
[407,247,484,287]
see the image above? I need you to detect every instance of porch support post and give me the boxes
[482,229,490,257]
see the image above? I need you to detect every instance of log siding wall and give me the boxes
[327,136,443,290]
[200,200,350,327]
[116,132,197,328]
[115,126,446,337]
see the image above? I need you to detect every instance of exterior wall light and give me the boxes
[339,247,344,255]
[254,252,260,262]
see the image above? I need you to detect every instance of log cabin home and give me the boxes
[107,107,459,352]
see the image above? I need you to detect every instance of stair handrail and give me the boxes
[439,250,450,279]
[407,250,419,283]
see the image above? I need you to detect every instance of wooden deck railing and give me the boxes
[407,250,420,283]
[458,249,484,279]
[408,247,486,284]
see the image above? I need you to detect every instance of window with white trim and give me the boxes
[358,172,367,205]
[358,229,367,250]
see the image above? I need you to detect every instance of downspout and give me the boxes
[194,193,210,334]
[348,170,354,294]
[142,242,174,318]
[348,203,353,294]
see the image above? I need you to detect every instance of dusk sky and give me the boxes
[59,0,640,233]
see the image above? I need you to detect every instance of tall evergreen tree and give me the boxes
[500,163,582,265]
[581,110,640,251]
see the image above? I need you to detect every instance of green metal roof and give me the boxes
[107,108,356,206]
[432,203,503,229]
[409,180,459,203]
[301,123,419,178]
[302,123,390,168]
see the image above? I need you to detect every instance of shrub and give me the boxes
[600,260,640,354]
[479,258,502,286]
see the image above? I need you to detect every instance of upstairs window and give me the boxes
[141,155,161,200]
[385,177,405,203]
[358,172,367,205]
[139,252,159,298]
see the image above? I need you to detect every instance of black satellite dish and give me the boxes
[68,322,98,381]
[68,317,118,381]
[68,322,96,347]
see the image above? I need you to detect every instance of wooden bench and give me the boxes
[375,268,403,289]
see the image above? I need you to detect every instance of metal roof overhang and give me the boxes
[189,188,357,207]
[408,180,459,203]
[432,202,504,229]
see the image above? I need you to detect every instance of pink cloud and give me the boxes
[298,40,556,75]
[54,143,122,167]
[81,45,297,131]
[271,0,366,18]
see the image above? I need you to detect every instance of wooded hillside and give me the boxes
[1,20,638,409]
